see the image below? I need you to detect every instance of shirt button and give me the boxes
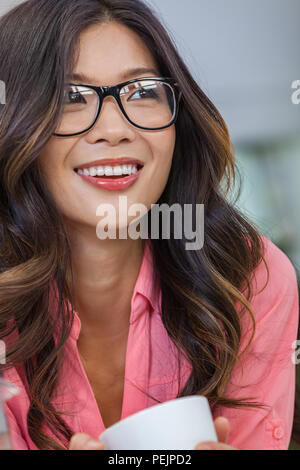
[273,426,284,440]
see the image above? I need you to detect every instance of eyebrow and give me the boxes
[69,67,160,84]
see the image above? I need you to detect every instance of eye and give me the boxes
[63,87,87,105]
[130,87,159,100]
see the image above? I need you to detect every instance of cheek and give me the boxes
[37,138,74,186]
[36,139,81,220]
[146,128,176,186]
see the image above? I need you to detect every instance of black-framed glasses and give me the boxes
[53,77,183,137]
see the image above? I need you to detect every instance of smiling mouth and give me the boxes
[74,163,144,178]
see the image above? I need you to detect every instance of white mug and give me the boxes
[99,395,217,450]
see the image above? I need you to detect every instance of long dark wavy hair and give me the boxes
[0,0,274,450]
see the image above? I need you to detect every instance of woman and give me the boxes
[0,0,298,451]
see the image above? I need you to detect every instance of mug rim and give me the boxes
[99,395,208,439]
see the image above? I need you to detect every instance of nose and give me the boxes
[84,94,136,144]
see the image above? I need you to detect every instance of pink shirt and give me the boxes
[2,236,299,450]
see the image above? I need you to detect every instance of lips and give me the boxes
[76,169,143,191]
[73,157,145,191]
[75,162,144,191]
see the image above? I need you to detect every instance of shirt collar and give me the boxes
[55,239,161,341]
[131,238,161,316]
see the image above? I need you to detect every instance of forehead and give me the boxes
[73,21,160,86]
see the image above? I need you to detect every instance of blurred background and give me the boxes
[1,0,300,449]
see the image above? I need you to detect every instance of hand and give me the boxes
[69,432,105,450]
[194,416,238,450]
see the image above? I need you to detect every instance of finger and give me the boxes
[214,416,230,443]
[195,441,237,450]
[69,432,105,450]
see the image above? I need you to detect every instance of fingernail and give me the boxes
[196,444,212,450]
[84,440,105,450]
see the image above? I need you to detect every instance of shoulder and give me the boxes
[248,235,298,311]
[240,235,299,348]
[260,235,298,281]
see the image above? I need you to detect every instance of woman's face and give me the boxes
[38,22,176,233]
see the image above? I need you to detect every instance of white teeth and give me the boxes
[104,166,113,176]
[113,165,123,175]
[76,163,140,176]
[96,166,105,176]
[89,167,97,177]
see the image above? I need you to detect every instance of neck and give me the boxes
[65,223,145,338]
